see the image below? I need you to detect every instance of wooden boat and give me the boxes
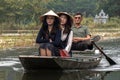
[19,54,102,71]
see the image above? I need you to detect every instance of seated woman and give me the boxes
[57,12,73,56]
[36,10,61,56]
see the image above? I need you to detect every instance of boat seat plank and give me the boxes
[72,49,95,54]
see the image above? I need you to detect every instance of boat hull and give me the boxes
[19,55,101,71]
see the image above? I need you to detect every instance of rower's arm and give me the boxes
[73,35,91,42]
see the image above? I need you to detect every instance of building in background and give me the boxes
[94,10,109,24]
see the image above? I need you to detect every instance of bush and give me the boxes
[83,17,120,29]
[0,17,119,30]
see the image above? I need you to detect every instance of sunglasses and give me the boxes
[74,17,81,19]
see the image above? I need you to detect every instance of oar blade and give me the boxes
[105,56,116,65]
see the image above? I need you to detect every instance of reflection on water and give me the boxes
[22,70,109,80]
[21,70,120,80]
[0,38,120,80]
[0,67,23,80]
[22,70,62,80]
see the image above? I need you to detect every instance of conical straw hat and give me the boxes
[40,10,59,21]
[57,12,73,24]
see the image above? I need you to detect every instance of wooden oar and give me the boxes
[92,41,116,65]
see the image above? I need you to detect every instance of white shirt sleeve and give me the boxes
[65,31,73,52]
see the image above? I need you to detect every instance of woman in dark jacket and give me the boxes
[36,10,61,56]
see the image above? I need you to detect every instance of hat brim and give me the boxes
[57,12,73,24]
[40,10,59,22]
[40,15,59,22]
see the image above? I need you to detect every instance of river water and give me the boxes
[0,38,120,80]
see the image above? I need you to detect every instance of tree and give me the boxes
[97,0,120,17]
[47,0,98,17]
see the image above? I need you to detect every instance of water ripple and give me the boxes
[0,61,20,67]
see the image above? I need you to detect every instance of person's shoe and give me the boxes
[91,35,101,42]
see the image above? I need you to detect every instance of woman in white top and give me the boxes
[57,12,73,56]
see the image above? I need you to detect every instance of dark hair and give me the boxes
[41,16,60,36]
[59,14,73,34]
[74,12,83,17]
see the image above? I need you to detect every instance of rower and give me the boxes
[71,12,93,51]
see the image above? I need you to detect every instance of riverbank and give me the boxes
[0,29,120,49]
[0,33,36,49]
[90,28,120,41]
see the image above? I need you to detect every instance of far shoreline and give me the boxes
[0,35,120,50]
[0,29,120,49]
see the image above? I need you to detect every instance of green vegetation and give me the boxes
[82,17,120,29]
[0,0,120,49]
[97,0,120,17]
[0,0,119,30]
